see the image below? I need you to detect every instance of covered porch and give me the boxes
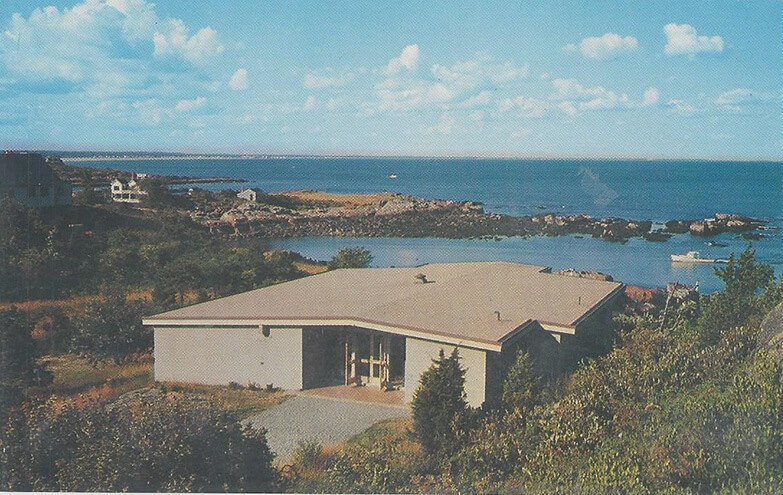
[302,325,407,392]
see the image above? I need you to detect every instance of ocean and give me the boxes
[73,157,783,293]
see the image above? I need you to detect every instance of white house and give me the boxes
[144,262,624,407]
[111,175,147,203]
[237,187,262,203]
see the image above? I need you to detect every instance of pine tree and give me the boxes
[411,348,467,458]
[502,349,541,411]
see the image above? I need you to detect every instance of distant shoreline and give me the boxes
[60,155,783,164]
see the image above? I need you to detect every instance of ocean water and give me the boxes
[75,157,783,292]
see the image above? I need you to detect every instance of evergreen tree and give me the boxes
[502,349,541,411]
[411,348,467,459]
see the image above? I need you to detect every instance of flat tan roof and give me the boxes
[145,262,623,349]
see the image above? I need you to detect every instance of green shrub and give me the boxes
[0,395,277,492]
[411,348,468,460]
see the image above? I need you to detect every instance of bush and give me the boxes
[411,348,468,460]
[328,246,373,269]
[0,307,52,393]
[0,395,278,492]
[502,349,542,411]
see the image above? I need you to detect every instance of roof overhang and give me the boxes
[570,283,626,327]
[143,316,508,352]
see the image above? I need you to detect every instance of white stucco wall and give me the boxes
[154,326,303,390]
[404,337,487,407]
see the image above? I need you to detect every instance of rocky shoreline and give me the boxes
[189,192,766,242]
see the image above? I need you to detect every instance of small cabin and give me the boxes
[237,187,262,203]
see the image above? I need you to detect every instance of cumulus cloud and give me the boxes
[550,79,660,113]
[0,0,225,98]
[372,54,526,113]
[153,19,224,65]
[715,88,772,106]
[664,24,723,56]
[642,87,660,106]
[385,44,419,75]
[174,96,206,112]
[498,96,549,118]
[302,69,353,89]
[551,78,631,110]
[229,68,248,90]
[569,33,638,60]
[424,113,455,135]
[303,95,315,111]
[666,99,697,116]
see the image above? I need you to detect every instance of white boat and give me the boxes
[388,174,398,179]
[670,251,727,263]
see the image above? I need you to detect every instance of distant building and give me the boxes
[0,151,72,207]
[111,173,147,203]
[237,187,262,203]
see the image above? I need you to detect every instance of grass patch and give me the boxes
[28,353,154,404]
[159,382,288,418]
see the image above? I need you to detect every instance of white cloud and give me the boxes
[153,19,224,65]
[642,87,660,106]
[372,54,529,113]
[229,68,248,90]
[550,78,658,112]
[385,44,419,75]
[558,101,578,117]
[326,98,343,111]
[427,83,456,102]
[664,24,724,56]
[425,113,455,135]
[715,88,772,106]
[132,98,168,124]
[303,95,315,111]
[458,90,492,109]
[0,0,225,99]
[489,61,528,83]
[175,96,206,112]
[303,69,353,89]
[572,33,638,60]
[510,127,531,138]
[498,96,549,118]
[666,99,697,116]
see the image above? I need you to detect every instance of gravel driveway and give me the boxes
[244,395,409,461]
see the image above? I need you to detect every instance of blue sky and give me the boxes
[1,0,781,159]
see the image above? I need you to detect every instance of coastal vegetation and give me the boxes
[2,165,781,493]
[284,247,783,494]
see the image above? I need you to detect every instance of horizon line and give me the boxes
[28,149,783,163]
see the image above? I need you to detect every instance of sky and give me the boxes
[0,0,781,159]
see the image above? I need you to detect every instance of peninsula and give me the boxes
[187,189,766,242]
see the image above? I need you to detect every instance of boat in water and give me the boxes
[388,174,398,179]
[670,251,728,263]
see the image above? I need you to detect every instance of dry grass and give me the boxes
[160,382,288,417]
[0,289,153,315]
[293,261,329,275]
[30,355,286,417]
[272,190,399,208]
[30,354,155,404]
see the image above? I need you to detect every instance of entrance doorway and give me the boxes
[345,330,405,390]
